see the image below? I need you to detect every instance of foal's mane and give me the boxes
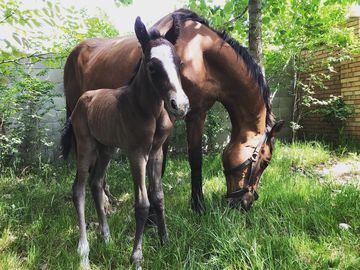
[173,9,273,127]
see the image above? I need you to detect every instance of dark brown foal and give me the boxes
[61,17,189,269]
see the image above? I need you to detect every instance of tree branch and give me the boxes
[224,5,248,26]
[0,10,15,24]
[0,52,62,65]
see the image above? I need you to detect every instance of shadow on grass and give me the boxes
[1,148,359,269]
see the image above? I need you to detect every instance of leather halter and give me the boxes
[223,132,269,201]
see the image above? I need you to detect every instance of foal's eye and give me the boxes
[148,60,163,75]
[148,62,156,74]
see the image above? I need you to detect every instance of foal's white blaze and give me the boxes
[150,44,189,113]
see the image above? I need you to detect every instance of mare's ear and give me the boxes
[269,120,285,137]
[164,14,180,45]
[135,16,149,51]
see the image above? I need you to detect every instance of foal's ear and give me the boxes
[135,16,150,51]
[269,120,285,137]
[164,14,180,45]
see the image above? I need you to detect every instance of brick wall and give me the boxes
[301,16,360,140]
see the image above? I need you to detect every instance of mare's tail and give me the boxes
[61,118,74,160]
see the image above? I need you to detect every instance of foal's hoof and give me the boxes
[160,232,168,246]
[103,233,111,244]
[130,249,143,268]
[80,256,91,270]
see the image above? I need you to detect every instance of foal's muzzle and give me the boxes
[168,95,190,117]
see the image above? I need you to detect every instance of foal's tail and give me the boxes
[61,118,74,160]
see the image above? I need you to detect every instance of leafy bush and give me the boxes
[0,66,56,168]
[0,0,120,170]
[313,95,354,125]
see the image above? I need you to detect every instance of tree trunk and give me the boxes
[248,0,263,69]
[0,118,5,134]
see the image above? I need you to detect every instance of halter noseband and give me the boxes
[223,132,269,201]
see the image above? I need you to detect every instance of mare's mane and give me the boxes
[173,8,273,127]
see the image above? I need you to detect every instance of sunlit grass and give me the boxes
[0,141,359,269]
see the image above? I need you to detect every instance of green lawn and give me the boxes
[0,141,359,269]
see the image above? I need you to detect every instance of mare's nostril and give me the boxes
[170,99,178,111]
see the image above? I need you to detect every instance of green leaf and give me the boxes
[12,33,21,45]
[224,2,233,15]
[262,16,271,24]
[272,7,280,15]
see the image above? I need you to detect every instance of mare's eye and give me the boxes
[260,160,269,170]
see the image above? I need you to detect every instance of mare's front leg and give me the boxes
[186,110,208,213]
[129,154,150,269]
[147,147,167,244]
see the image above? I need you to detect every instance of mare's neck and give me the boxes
[208,43,267,142]
[204,34,269,163]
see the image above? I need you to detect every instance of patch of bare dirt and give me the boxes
[315,160,360,188]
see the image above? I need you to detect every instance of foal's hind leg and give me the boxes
[90,146,114,243]
[147,148,168,244]
[73,143,96,270]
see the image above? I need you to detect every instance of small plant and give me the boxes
[312,95,354,125]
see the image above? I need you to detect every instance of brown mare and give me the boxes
[64,9,284,213]
[61,17,189,269]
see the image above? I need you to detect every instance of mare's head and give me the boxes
[223,120,284,211]
[134,16,189,117]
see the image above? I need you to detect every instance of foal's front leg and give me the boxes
[90,147,114,243]
[147,147,168,244]
[73,149,95,270]
[129,155,150,268]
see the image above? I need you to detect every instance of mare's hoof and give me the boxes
[191,200,206,214]
[103,194,112,214]
[145,206,157,227]
[108,195,120,206]
[145,213,157,227]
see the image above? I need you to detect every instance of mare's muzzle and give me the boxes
[223,132,268,212]
[226,188,259,211]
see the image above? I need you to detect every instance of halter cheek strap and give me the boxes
[223,132,268,200]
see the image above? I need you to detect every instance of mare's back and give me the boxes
[83,37,141,89]
[65,36,142,111]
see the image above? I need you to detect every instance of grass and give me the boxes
[0,141,359,269]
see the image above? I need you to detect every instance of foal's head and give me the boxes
[134,17,189,117]
[223,120,284,211]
